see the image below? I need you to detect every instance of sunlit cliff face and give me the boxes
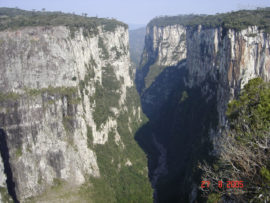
[0,24,146,201]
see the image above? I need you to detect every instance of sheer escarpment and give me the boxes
[136,15,270,202]
[136,24,186,94]
[0,10,152,202]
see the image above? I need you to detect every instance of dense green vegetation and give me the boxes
[0,86,78,104]
[86,125,94,148]
[144,63,166,90]
[0,92,20,102]
[25,86,77,97]
[92,65,121,130]
[98,37,109,59]
[0,7,127,34]
[201,78,270,202]
[0,187,13,203]
[87,130,152,203]
[149,7,270,33]
[83,87,153,202]
[227,78,270,138]
[78,58,96,108]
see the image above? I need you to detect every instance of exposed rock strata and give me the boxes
[0,24,143,201]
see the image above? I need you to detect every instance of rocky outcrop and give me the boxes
[0,22,149,202]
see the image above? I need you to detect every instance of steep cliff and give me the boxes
[136,9,270,202]
[0,8,152,202]
[186,25,270,131]
[136,24,186,93]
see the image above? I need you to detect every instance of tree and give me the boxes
[82,13,87,17]
[200,78,270,202]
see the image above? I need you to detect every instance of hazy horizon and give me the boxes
[1,0,270,25]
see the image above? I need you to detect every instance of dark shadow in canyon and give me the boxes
[135,61,219,202]
[0,128,19,203]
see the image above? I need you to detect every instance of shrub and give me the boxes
[71,76,77,81]
[207,193,221,203]
[0,8,127,33]
[98,37,109,59]
[93,65,121,130]
[86,125,93,148]
[148,8,270,33]
[200,78,270,202]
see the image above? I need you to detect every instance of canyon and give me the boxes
[0,7,270,203]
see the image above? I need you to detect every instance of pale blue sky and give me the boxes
[0,0,270,25]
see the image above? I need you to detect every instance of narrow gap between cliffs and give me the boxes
[0,128,19,203]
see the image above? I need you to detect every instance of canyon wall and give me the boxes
[0,20,152,202]
[186,25,270,130]
[139,24,270,118]
[137,20,270,202]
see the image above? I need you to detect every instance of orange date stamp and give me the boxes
[201,180,244,189]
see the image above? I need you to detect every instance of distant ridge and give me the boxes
[128,23,146,30]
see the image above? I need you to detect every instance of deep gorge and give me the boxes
[1,7,270,203]
[134,10,270,202]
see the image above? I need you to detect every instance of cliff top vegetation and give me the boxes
[0,7,127,32]
[148,7,270,33]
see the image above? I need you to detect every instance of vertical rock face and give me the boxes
[136,25,186,93]
[143,24,186,67]
[0,23,150,202]
[138,19,270,201]
[186,25,270,127]
[140,23,270,125]
[187,26,270,88]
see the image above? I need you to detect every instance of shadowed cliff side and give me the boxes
[0,129,18,203]
[135,64,219,202]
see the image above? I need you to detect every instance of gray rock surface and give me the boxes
[141,24,186,67]
[185,25,270,129]
[0,24,140,202]
[0,156,6,202]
